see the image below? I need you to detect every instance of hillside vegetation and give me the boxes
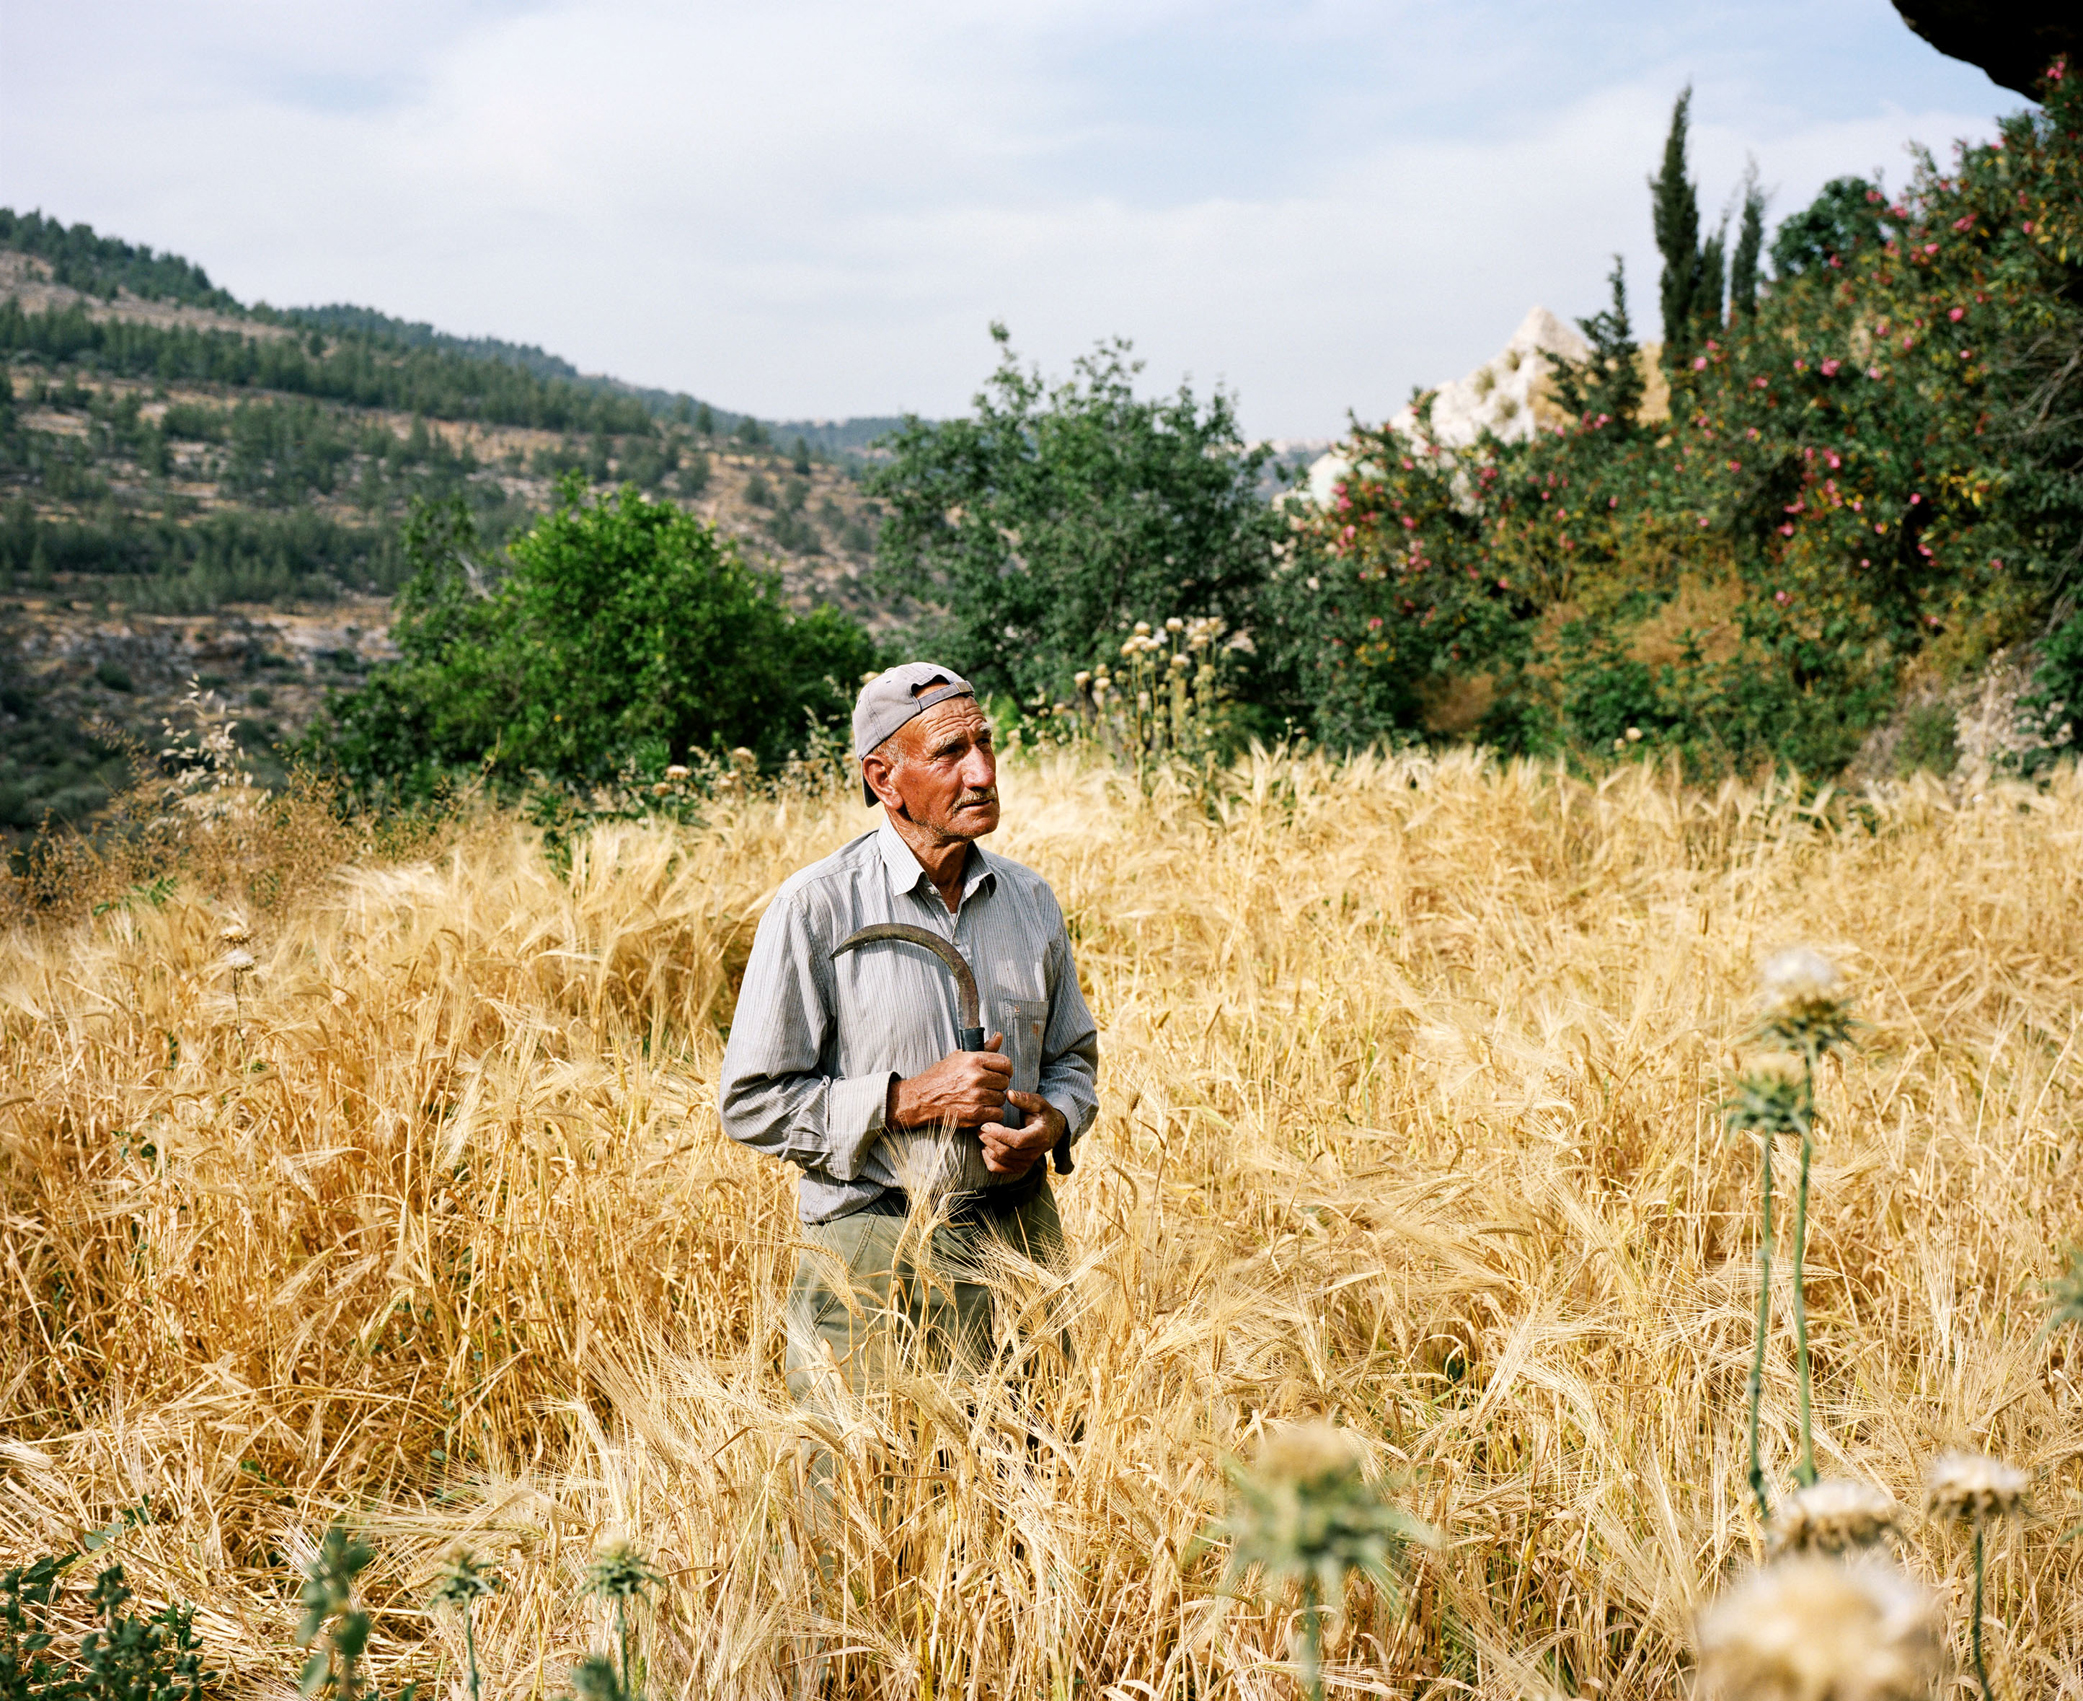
[0,747,2077,1694]
[1284,67,2083,778]
[0,231,891,836]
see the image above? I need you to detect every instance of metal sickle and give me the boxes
[831,922,1074,1171]
[831,923,983,1046]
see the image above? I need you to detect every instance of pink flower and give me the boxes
[1868,367,1883,379]
[1923,243,1939,256]
[1952,216,1975,233]
[1753,376,1769,389]
[1820,359,1841,376]
[1698,516,1710,528]
[1827,452,1841,469]
[1608,495,1618,508]
[2024,221,2035,234]
[1990,557,2004,570]
[1693,356,1708,370]
[1368,616,1383,631]
[1910,493,1922,504]
[1775,590,1791,605]
[1794,359,1808,372]
[1860,557,1870,567]
[1400,515,1417,529]
[1902,334,1915,350]
[1778,523,1795,536]
[1496,577,1510,590]
[1949,306,1965,321]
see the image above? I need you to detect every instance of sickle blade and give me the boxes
[831,922,982,1032]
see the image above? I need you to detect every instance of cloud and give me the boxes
[0,0,2013,436]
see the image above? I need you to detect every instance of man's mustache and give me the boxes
[955,787,999,807]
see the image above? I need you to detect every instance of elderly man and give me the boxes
[719,662,1099,1404]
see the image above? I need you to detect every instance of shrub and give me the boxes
[1282,56,2083,771]
[868,328,1285,705]
[307,482,876,798]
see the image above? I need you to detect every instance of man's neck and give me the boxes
[888,813,974,913]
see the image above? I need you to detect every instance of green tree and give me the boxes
[1729,161,1768,321]
[1770,176,1888,278]
[310,481,874,795]
[1652,87,1706,367]
[867,327,1284,701]
[1552,258,1645,427]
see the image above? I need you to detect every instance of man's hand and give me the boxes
[887,1034,1012,1131]
[980,1090,1066,1178]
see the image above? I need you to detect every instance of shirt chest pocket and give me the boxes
[997,996,1048,1100]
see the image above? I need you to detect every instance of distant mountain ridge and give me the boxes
[1,207,911,452]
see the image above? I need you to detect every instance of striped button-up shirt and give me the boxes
[719,818,1100,1223]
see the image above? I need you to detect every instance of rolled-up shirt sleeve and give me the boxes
[719,895,893,1182]
[1040,906,1100,1150]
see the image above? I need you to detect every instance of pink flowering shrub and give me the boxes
[1278,57,2083,772]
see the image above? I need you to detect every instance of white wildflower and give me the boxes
[1696,1558,1943,1701]
[1924,1452,2028,1524]
[1771,1479,1900,1556]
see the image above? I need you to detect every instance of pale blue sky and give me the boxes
[0,1,2020,437]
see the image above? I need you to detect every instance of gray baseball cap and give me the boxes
[853,661,976,805]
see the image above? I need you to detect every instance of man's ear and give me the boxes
[863,748,907,815]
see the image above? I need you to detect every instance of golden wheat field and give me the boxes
[2,749,2080,1699]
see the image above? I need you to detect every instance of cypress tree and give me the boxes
[1699,216,1728,337]
[1729,161,1768,322]
[1651,87,1703,369]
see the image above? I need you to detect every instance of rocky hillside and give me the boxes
[1305,306,1673,504]
[1,225,900,838]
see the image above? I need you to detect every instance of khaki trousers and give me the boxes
[783,1184,1066,1410]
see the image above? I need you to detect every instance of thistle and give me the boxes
[1756,948,1854,1058]
[2043,1245,2083,1338]
[427,1549,499,1701]
[1726,948,1854,1521]
[1695,1557,1943,1701]
[297,1527,375,1701]
[1215,1420,1434,1701]
[1723,1062,1805,1524]
[581,1539,661,1701]
[1926,1452,2029,1701]
[1768,1478,1900,1557]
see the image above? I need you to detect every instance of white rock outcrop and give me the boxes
[1307,306,1590,505]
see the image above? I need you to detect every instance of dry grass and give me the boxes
[2,749,2080,1698]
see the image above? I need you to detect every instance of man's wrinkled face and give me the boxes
[869,697,999,840]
